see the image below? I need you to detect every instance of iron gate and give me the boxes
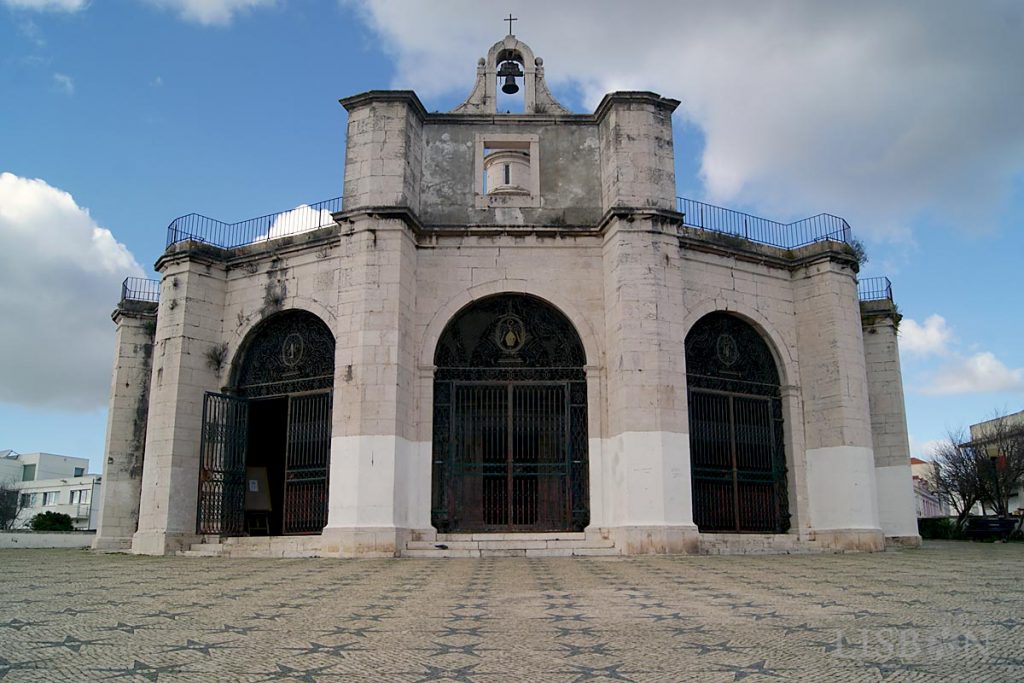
[283,392,332,534]
[197,392,248,535]
[688,388,785,532]
[197,390,332,536]
[434,379,588,532]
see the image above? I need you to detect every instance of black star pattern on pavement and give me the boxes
[285,641,365,658]
[716,660,784,681]
[163,639,235,656]
[96,659,185,682]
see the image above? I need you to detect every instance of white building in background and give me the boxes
[0,451,102,530]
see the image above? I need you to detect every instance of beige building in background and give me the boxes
[93,33,919,558]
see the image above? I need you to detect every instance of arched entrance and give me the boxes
[431,294,588,533]
[197,310,335,537]
[685,312,790,533]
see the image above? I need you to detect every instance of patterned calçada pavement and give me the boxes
[1,541,1022,681]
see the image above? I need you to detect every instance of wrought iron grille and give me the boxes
[432,294,589,533]
[685,313,789,533]
[677,196,852,249]
[857,276,893,302]
[166,197,342,250]
[234,311,336,398]
[283,392,332,535]
[197,392,248,535]
[120,277,160,304]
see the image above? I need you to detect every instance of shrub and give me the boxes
[918,517,959,540]
[29,511,74,532]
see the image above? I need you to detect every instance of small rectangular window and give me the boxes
[73,467,84,477]
[22,464,35,482]
[43,491,59,506]
[504,164,510,185]
[20,493,31,507]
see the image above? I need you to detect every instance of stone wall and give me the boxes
[92,301,156,551]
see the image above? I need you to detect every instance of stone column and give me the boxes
[132,258,227,555]
[321,91,425,557]
[595,92,696,553]
[794,259,884,550]
[92,301,157,551]
[862,298,921,546]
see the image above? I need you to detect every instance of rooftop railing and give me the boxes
[121,277,161,304]
[166,196,343,249]
[677,197,852,249]
[857,276,893,302]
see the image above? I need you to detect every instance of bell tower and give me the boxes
[452,33,570,115]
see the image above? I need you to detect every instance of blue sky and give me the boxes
[1,0,1022,474]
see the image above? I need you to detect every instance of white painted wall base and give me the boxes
[599,431,694,528]
[875,463,921,541]
[805,446,882,532]
[91,535,133,552]
[131,530,199,556]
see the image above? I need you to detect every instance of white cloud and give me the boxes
[142,0,275,26]
[1,0,86,11]
[346,0,1024,238]
[922,352,1024,396]
[899,314,952,356]
[0,172,144,410]
[256,204,335,242]
[52,72,73,95]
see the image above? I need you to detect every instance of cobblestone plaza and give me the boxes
[1,542,1022,681]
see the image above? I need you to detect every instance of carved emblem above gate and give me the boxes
[281,332,305,368]
[495,314,526,355]
[715,333,740,367]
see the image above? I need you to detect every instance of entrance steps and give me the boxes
[402,531,620,558]
[178,535,323,558]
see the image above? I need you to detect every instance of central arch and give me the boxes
[431,294,589,533]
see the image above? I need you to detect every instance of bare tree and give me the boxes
[930,429,984,532]
[0,479,26,530]
[969,413,1024,518]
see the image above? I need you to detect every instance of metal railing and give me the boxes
[166,196,343,249]
[677,197,852,249]
[121,277,161,304]
[857,276,893,302]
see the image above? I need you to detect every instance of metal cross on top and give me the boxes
[505,13,517,35]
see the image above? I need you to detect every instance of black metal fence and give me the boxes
[121,277,160,303]
[166,197,343,249]
[677,197,852,249]
[857,276,893,302]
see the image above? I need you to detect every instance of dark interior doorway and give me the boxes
[246,397,288,536]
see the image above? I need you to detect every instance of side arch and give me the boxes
[681,297,797,388]
[684,311,791,533]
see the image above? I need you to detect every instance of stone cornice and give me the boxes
[338,89,680,126]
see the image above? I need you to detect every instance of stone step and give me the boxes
[436,532,588,542]
[403,545,620,559]
[407,537,615,551]
[189,542,223,551]
[179,549,222,558]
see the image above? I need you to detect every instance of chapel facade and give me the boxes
[93,34,920,558]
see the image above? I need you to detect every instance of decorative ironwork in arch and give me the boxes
[432,294,589,533]
[685,312,790,533]
[233,310,335,398]
[434,294,586,382]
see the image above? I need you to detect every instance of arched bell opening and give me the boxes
[431,294,589,533]
[685,312,791,534]
[197,310,335,538]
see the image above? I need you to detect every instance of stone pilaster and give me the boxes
[92,302,157,551]
[596,92,679,212]
[339,91,424,213]
[599,213,698,554]
[132,260,227,555]
[794,260,884,550]
[862,299,921,546]
[321,213,421,558]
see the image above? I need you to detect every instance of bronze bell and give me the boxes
[497,60,523,95]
